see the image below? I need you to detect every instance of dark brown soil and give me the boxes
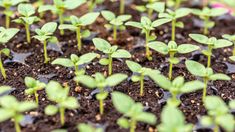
[0,0,235,132]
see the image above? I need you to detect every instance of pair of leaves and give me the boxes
[101,10,131,26]
[192,7,228,18]
[33,22,58,42]
[0,27,19,44]
[24,77,46,95]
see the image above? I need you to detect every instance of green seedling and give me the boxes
[157,8,191,41]
[189,34,233,67]
[0,0,27,28]
[0,48,10,79]
[24,77,46,105]
[0,95,37,132]
[222,34,235,56]
[101,10,131,41]
[126,16,169,60]
[93,38,131,75]
[33,22,58,64]
[126,60,160,96]
[76,73,127,115]
[45,81,79,126]
[59,13,100,51]
[149,41,199,80]
[200,96,235,132]
[158,105,193,132]
[150,74,204,106]
[120,0,125,14]
[87,0,104,12]
[112,91,156,132]
[77,123,104,132]
[38,0,86,35]
[192,7,227,35]
[185,60,231,101]
[13,4,40,43]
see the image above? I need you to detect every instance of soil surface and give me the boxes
[0,0,235,132]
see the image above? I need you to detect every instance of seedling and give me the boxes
[76,73,127,115]
[222,34,235,56]
[149,41,199,80]
[33,22,58,63]
[126,16,169,60]
[120,0,125,14]
[101,10,131,41]
[157,8,191,41]
[200,96,235,132]
[13,4,40,43]
[0,0,27,28]
[87,0,104,12]
[38,0,86,35]
[189,34,233,67]
[112,91,156,132]
[150,74,204,106]
[0,48,10,79]
[59,13,100,51]
[45,81,79,126]
[0,95,37,132]
[192,7,227,35]
[77,123,104,132]
[126,60,160,96]
[92,38,131,75]
[24,77,46,105]
[158,105,193,132]
[185,60,231,101]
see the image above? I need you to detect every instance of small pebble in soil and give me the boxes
[75,86,82,93]
[95,114,101,121]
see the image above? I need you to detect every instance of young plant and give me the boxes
[0,95,37,132]
[45,81,79,126]
[126,16,169,60]
[77,123,104,132]
[59,13,100,51]
[33,22,58,63]
[192,7,227,35]
[112,91,156,132]
[158,105,193,132]
[38,0,86,35]
[189,34,233,67]
[87,0,104,12]
[150,74,204,106]
[76,73,127,115]
[126,60,160,96]
[222,34,235,56]
[200,96,235,132]
[92,38,131,75]
[0,0,27,28]
[0,48,10,79]
[13,4,40,43]
[185,60,231,101]
[149,41,199,80]
[24,77,46,105]
[101,10,131,41]
[157,8,191,41]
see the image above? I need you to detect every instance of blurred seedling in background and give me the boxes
[87,0,104,12]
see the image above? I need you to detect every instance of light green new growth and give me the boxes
[77,123,104,132]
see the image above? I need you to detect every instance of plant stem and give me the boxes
[59,11,64,35]
[203,17,209,35]
[76,27,82,51]
[74,65,79,75]
[214,125,219,132]
[0,56,6,79]
[168,52,175,80]
[14,118,21,132]
[25,24,31,43]
[88,0,95,12]
[43,40,49,63]
[171,19,176,41]
[108,54,112,75]
[120,0,125,14]
[207,45,213,68]
[148,8,153,19]
[6,15,10,28]
[202,77,208,102]
[34,91,39,105]
[113,25,117,41]
[175,0,181,9]
[130,119,136,132]
[99,99,104,115]
[140,75,144,96]
[60,107,65,126]
[233,43,235,56]
[145,30,151,60]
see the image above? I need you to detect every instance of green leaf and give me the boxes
[180,81,204,93]
[214,39,233,49]
[149,74,172,90]
[0,109,14,122]
[117,118,130,129]
[112,92,135,114]
[99,58,109,65]
[96,92,108,100]
[18,4,35,16]
[38,5,56,13]
[175,8,191,19]
[200,116,213,127]
[147,2,165,13]
[106,74,127,87]
[45,105,58,115]
[125,21,143,29]
[229,100,235,109]
[0,28,19,44]
[116,15,131,22]
[80,12,100,26]
[24,77,36,88]
[52,58,74,67]
[64,0,86,10]
[210,8,228,17]
[81,30,91,38]
[189,34,209,44]
[77,53,98,65]
[101,10,116,21]
[152,18,171,27]
[75,75,96,88]
[168,57,180,64]
[209,74,231,81]
[1,48,10,56]
[126,60,142,72]
[18,101,37,112]
[175,21,184,28]
[149,41,169,55]
[59,24,77,30]
[41,22,58,33]
[131,75,141,82]
[177,44,199,54]
[61,97,79,109]
[93,38,111,52]
[217,114,235,132]
[46,81,69,102]
[204,96,228,112]
[229,56,235,62]
[111,49,131,58]
[185,60,206,77]
[135,112,157,125]
[0,86,11,95]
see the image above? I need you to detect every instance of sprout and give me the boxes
[149,41,199,80]
[201,96,235,132]
[76,73,128,115]
[0,95,37,132]
[0,0,27,28]
[157,8,191,41]
[45,81,79,126]
[59,12,100,51]
[125,16,169,60]
[77,123,104,132]
[192,7,228,35]
[92,38,131,75]
[24,77,46,105]
[13,4,40,43]
[38,0,86,35]
[112,91,157,132]
[87,0,104,12]
[158,105,193,132]
[222,34,235,56]
[150,74,204,106]
[33,22,58,63]
[185,60,231,101]
[126,60,160,96]
[189,34,233,67]
[101,10,131,42]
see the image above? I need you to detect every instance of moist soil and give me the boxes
[0,0,235,132]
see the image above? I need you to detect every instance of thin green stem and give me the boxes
[74,64,79,75]
[60,107,65,126]
[203,17,209,35]
[148,8,153,19]
[171,19,176,41]
[130,119,136,132]
[25,24,31,43]
[145,30,151,60]
[43,40,49,63]
[59,11,64,35]
[0,56,6,79]
[168,52,175,80]
[88,0,95,12]
[113,25,117,41]
[76,27,82,51]
[34,91,39,105]
[207,45,213,68]
[14,118,21,132]
[6,15,10,28]
[120,0,125,14]
[214,124,219,132]
[108,54,112,75]
[202,77,208,102]
[140,75,144,96]
[233,43,235,56]
[175,0,181,9]
[99,99,104,115]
